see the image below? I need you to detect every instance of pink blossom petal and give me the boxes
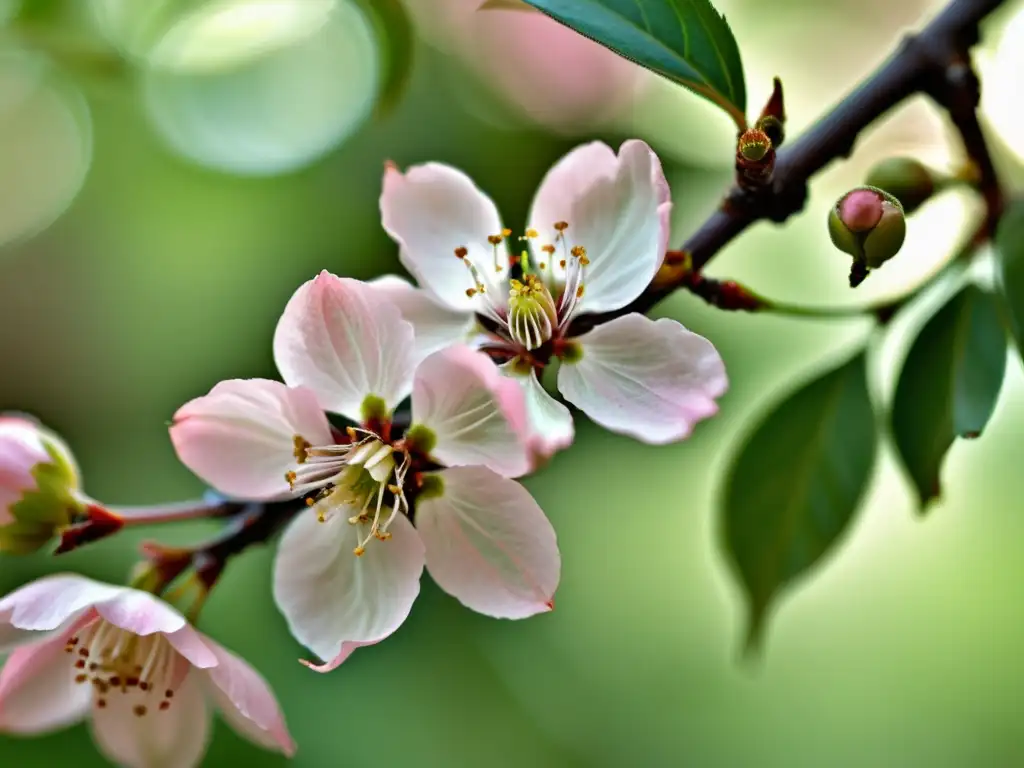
[94,591,218,669]
[417,466,559,619]
[368,274,477,361]
[272,508,425,669]
[0,574,121,651]
[411,346,530,478]
[200,638,295,756]
[0,632,91,734]
[90,667,211,768]
[170,378,332,502]
[527,140,668,313]
[273,271,418,422]
[500,365,574,459]
[381,162,506,312]
[559,315,727,444]
[0,418,49,515]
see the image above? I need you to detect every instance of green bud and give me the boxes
[864,157,938,214]
[1,416,84,553]
[828,186,907,283]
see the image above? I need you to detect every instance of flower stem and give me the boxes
[110,499,236,527]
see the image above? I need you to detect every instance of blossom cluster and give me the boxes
[0,140,727,767]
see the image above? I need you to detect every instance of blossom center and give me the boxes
[286,429,410,557]
[453,221,589,345]
[66,620,181,715]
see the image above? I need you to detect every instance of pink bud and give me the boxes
[838,189,884,232]
[0,418,51,523]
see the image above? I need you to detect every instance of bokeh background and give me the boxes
[2,0,1024,765]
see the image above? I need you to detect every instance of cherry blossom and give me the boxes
[378,140,728,452]
[0,574,294,768]
[169,272,559,672]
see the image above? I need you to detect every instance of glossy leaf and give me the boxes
[892,286,1006,510]
[995,198,1024,360]
[722,352,876,655]
[484,0,747,128]
[355,0,414,116]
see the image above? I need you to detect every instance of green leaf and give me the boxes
[995,198,1024,360]
[491,0,747,128]
[722,351,876,655]
[354,0,415,117]
[891,286,1006,510]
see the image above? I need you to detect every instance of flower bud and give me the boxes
[864,157,938,214]
[828,186,906,285]
[0,416,84,553]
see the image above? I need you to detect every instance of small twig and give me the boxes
[568,0,1008,336]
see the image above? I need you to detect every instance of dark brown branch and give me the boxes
[569,0,1007,335]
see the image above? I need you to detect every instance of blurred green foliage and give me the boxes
[2,0,1024,766]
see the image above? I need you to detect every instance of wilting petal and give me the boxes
[201,639,295,756]
[273,271,417,421]
[412,346,530,478]
[0,632,91,734]
[381,162,505,312]
[94,590,217,669]
[559,315,727,444]
[500,365,574,460]
[0,574,120,651]
[368,274,477,360]
[90,668,211,768]
[272,508,424,669]
[527,140,668,313]
[170,379,332,502]
[417,466,559,619]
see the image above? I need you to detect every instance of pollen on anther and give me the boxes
[97,699,107,709]
[139,682,150,692]
[353,546,366,557]
[74,659,86,669]
[285,470,297,488]
[576,285,585,298]
[554,221,569,232]
[134,705,147,717]
[305,497,315,507]
[165,689,174,698]
[466,288,477,298]
[75,674,87,684]
[502,228,512,237]
[559,259,567,268]
[541,244,556,254]
[488,234,503,245]
[159,701,171,711]
[78,648,89,657]
[454,246,468,259]
[525,228,539,239]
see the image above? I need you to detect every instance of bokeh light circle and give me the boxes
[93,0,379,176]
[0,51,92,249]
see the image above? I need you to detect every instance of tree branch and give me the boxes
[569,0,1007,335]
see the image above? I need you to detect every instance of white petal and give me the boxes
[411,346,530,478]
[381,162,507,312]
[500,365,575,461]
[368,274,477,361]
[559,315,727,444]
[0,574,121,651]
[0,632,90,734]
[201,639,294,756]
[90,668,211,768]
[272,508,424,668]
[417,466,560,619]
[170,379,333,501]
[273,271,417,422]
[527,140,668,313]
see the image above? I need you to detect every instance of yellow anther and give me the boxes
[305,497,315,507]
[559,259,567,268]
[539,262,547,270]
[353,546,365,557]
[285,470,297,488]
[525,228,539,238]
[541,244,556,254]
[377,531,392,541]
[502,228,512,237]
[466,288,477,298]
[488,234,503,245]
[388,484,402,494]
[292,435,311,463]
[317,509,327,523]
[576,285,585,298]
[346,426,358,440]
[454,246,468,259]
